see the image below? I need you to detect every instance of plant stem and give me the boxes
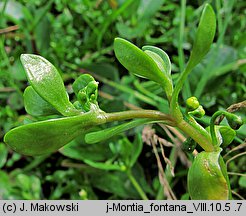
[104,110,175,126]
[170,64,193,121]
[103,109,214,151]
[126,169,148,200]
[210,111,221,146]
[210,110,241,146]
[177,119,214,152]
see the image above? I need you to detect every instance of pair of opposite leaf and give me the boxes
[4,3,233,200]
[114,40,173,100]
[4,55,155,156]
[4,55,105,156]
[5,3,216,156]
[115,4,216,103]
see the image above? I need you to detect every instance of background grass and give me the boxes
[0,0,245,200]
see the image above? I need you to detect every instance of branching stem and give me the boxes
[210,110,237,146]
[104,110,175,126]
[170,64,193,121]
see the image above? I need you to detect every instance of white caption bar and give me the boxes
[0,201,245,216]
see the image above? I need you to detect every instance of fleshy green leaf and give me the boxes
[72,74,96,95]
[114,38,162,82]
[188,150,229,200]
[142,46,171,76]
[20,54,80,116]
[187,4,216,69]
[4,111,104,156]
[114,38,173,98]
[24,86,59,116]
[85,119,155,144]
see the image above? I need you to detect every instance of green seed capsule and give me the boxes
[73,101,85,111]
[86,81,98,101]
[78,91,87,104]
[186,96,200,111]
[189,105,205,118]
[188,149,230,200]
[226,114,243,130]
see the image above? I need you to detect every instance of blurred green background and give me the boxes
[0,0,245,200]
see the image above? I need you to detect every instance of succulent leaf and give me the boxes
[187,4,216,69]
[4,111,105,156]
[142,45,171,76]
[114,38,173,99]
[24,86,59,116]
[188,150,230,200]
[20,54,80,116]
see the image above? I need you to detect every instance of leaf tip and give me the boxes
[114,37,123,42]
[204,3,213,10]
[114,37,131,48]
[20,54,41,66]
[114,37,121,46]
[20,54,29,63]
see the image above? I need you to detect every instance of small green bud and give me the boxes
[79,189,88,200]
[86,81,98,99]
[189,105,205,118]
[73,101,83,110]
[226,114,243,130]
[186,96,200,111]
[78,90,87,104]
[90,94,96,101]
[120,165,127,171]
[72,74,100,112]
[77,90,91,112]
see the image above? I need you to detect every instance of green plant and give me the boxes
[3,3,245,200]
